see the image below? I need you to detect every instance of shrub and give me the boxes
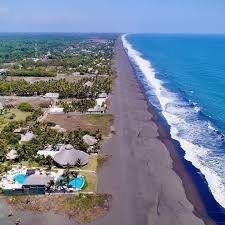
[18,102,33,112]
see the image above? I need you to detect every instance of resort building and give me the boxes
[49,106,64,114]
[6,149,18,161]
[37,144,63,158]
[53,144,89,167]
[43,92,60,100]
[22,174,52,195]
[20,131,36,143]
[87,106,105,114]
[83,134,97,146]
[98,92,108,98]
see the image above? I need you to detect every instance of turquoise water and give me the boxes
[14,174,27,184]
[123,34,225,211]
[68,176,84,189]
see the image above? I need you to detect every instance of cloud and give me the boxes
[0,7,9,15]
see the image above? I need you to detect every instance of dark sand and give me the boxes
[90,38,214,225]
[0,37,214,225]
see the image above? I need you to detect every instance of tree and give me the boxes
[18,102,33,112]
[64,164,71,184]
[76,158,82,168]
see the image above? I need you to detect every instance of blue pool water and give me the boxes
[69,176,84,189]
[123,34,225,223]
[14,174,27,184]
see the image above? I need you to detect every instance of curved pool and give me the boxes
[69,176,84,190]
[14,174,27,184]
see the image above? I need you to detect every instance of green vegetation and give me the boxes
[0,77,112,98]
[0,108,31,131]
[58,99,96,113]
[3,69,56,77]
[0,108,102,164]
[0,34,116,76]
[18,102,33,112]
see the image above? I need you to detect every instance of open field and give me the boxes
[0,96,50,107]
[46,114,113,137]
[0,109,31,130]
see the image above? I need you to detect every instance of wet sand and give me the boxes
[91,38,214,225]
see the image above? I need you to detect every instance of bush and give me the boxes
[18,102,33,112]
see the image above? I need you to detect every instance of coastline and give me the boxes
[0,35,216,225]
[121,37,216,225]
[92,37,215,225]
[121,35,221,224]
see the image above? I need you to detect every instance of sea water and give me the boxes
[123,34,225,218]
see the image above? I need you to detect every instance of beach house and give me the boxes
[53,144,89,167]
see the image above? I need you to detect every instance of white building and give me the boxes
[49,107,64,114]
[43,93,59,99]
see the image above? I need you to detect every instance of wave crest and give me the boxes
[122,34,225,208]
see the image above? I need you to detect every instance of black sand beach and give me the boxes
[91,38,215,225]
[0,37,214,225]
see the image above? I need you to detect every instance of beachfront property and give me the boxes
[83,134,98,152]
[87,106,105,114]
[0,143,90,195]
[53,144,89,167]
[0,166,85,195]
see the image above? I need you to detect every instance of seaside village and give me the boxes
[0,35,115,196]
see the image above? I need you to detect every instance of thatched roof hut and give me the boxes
[53,144,89,167]
[83,134,97,146]
[6,150,18,160]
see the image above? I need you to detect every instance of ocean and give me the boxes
[123,34,225,222]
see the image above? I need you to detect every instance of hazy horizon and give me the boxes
[0,0,225,34]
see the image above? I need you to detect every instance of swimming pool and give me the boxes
[14,174,27,184]
[68,176,84,190]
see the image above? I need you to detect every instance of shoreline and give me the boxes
[121,37,215,225]
[121,35,221,224]
[91,37,213,225]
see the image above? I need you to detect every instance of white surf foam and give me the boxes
[122,34,225,208]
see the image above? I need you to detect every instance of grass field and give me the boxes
[0,109,31,131]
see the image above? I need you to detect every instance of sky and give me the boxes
[0,0,225,33]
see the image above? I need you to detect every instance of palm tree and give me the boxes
[64,164,70,184]
[76,158,82,168]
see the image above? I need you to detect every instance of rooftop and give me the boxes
[6,149,18,160]
[53,144,89,167]
[23,174,52,186]
[43,93,60,99]
[83,134,97,146]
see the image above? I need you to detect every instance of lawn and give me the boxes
[82,172,97,192]
[46,114,113,137]
[0,109,31,131]
[82,154,98,171]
